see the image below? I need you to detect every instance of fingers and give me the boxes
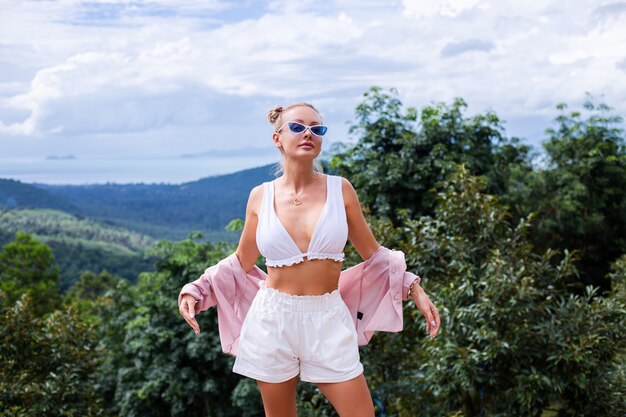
[187,298,196,319]
[179,297,201,335]
[413,288,440,339]
[428,303,440,339]
[424,305,435,335]
[186,315,200,335]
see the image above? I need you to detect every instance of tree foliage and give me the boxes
[0,209,156,291]
[1,87,625,417]
[357,165,626,416]
[331,87,626,295]
[329,86,534,225]
[0,231,61,317]
[510,95,626,291]
[93,233,264,417]
[0,292,103,417]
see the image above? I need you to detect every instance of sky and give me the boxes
[1,0,625,183]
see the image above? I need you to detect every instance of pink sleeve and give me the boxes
[402,271,421,301]
[177,269,218,314]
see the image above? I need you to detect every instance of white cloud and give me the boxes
[267,0,319,14]
[1,38,204,135]
[1,8,367,136]
[402,0,483,18]
[1,0,625,162]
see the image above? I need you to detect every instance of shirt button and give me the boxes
[394,295,400,301]
[391,267,396,273]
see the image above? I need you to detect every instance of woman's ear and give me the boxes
[272,132,281,146]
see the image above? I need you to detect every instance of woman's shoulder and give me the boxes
[245,182,266,217]
[332,174,352,190]
[251,180,266,193]
[327,173,351,186]
[336,175,358,207]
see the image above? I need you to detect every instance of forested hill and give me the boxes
[0,163,277,241]
[0,178,81,214]
[0,209,157,290]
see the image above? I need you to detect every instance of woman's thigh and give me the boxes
[256,375,299,417]
[316,373,375,417]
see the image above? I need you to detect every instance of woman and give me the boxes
[179,102,441,417]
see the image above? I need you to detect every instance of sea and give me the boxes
[0,155,281,185]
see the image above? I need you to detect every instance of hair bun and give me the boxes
[267,105,284,124]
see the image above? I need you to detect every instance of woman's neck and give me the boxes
[280,160,319,191]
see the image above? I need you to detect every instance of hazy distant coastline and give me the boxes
[0,153,279,185]
[180,146,276,158]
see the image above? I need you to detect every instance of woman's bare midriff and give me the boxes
[265,257,343,295]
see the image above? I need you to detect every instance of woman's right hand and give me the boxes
[179,294,201,335]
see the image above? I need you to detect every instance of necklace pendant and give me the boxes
[294,198,302,205]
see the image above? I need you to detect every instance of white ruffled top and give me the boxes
[256,174,348,268]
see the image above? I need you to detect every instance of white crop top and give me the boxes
[256,174,349,267]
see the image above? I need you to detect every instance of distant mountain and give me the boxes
[1,163,280,241]
[0,161,342,289]
[46,154,77,160]
[0,178,81,213]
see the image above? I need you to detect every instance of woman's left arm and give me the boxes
[342,176,441,339]
[341,177,381,261]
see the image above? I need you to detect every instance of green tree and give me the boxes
[356,165,625,416]
[0,292,103,417]
[0,231,61,317]
[94,232,264,417]
[329,86,534,225]
[512,95,626,291]
[67,270,122,301]
[64,269,125,329]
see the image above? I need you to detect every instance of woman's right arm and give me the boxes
[179,184,263,334]
[179,185,262,334]
[234,184,262,273]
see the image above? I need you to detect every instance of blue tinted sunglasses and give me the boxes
[276,121,328,137]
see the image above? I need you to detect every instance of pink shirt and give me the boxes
[178,245,420,357]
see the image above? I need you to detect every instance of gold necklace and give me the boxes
[293,188,304,205]
[287,174,319,205]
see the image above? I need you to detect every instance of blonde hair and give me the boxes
[267,102,324,177]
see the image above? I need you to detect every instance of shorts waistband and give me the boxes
[257,281,343,312]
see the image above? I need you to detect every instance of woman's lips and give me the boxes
[299,144,314,149]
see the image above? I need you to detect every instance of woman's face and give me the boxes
[273,105,323,160]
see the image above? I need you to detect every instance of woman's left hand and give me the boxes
[411,285,440,339]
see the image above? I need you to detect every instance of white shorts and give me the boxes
[233,281,364,383]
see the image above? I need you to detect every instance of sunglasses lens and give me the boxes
[311,125,327,136]
[288,122,306,133]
